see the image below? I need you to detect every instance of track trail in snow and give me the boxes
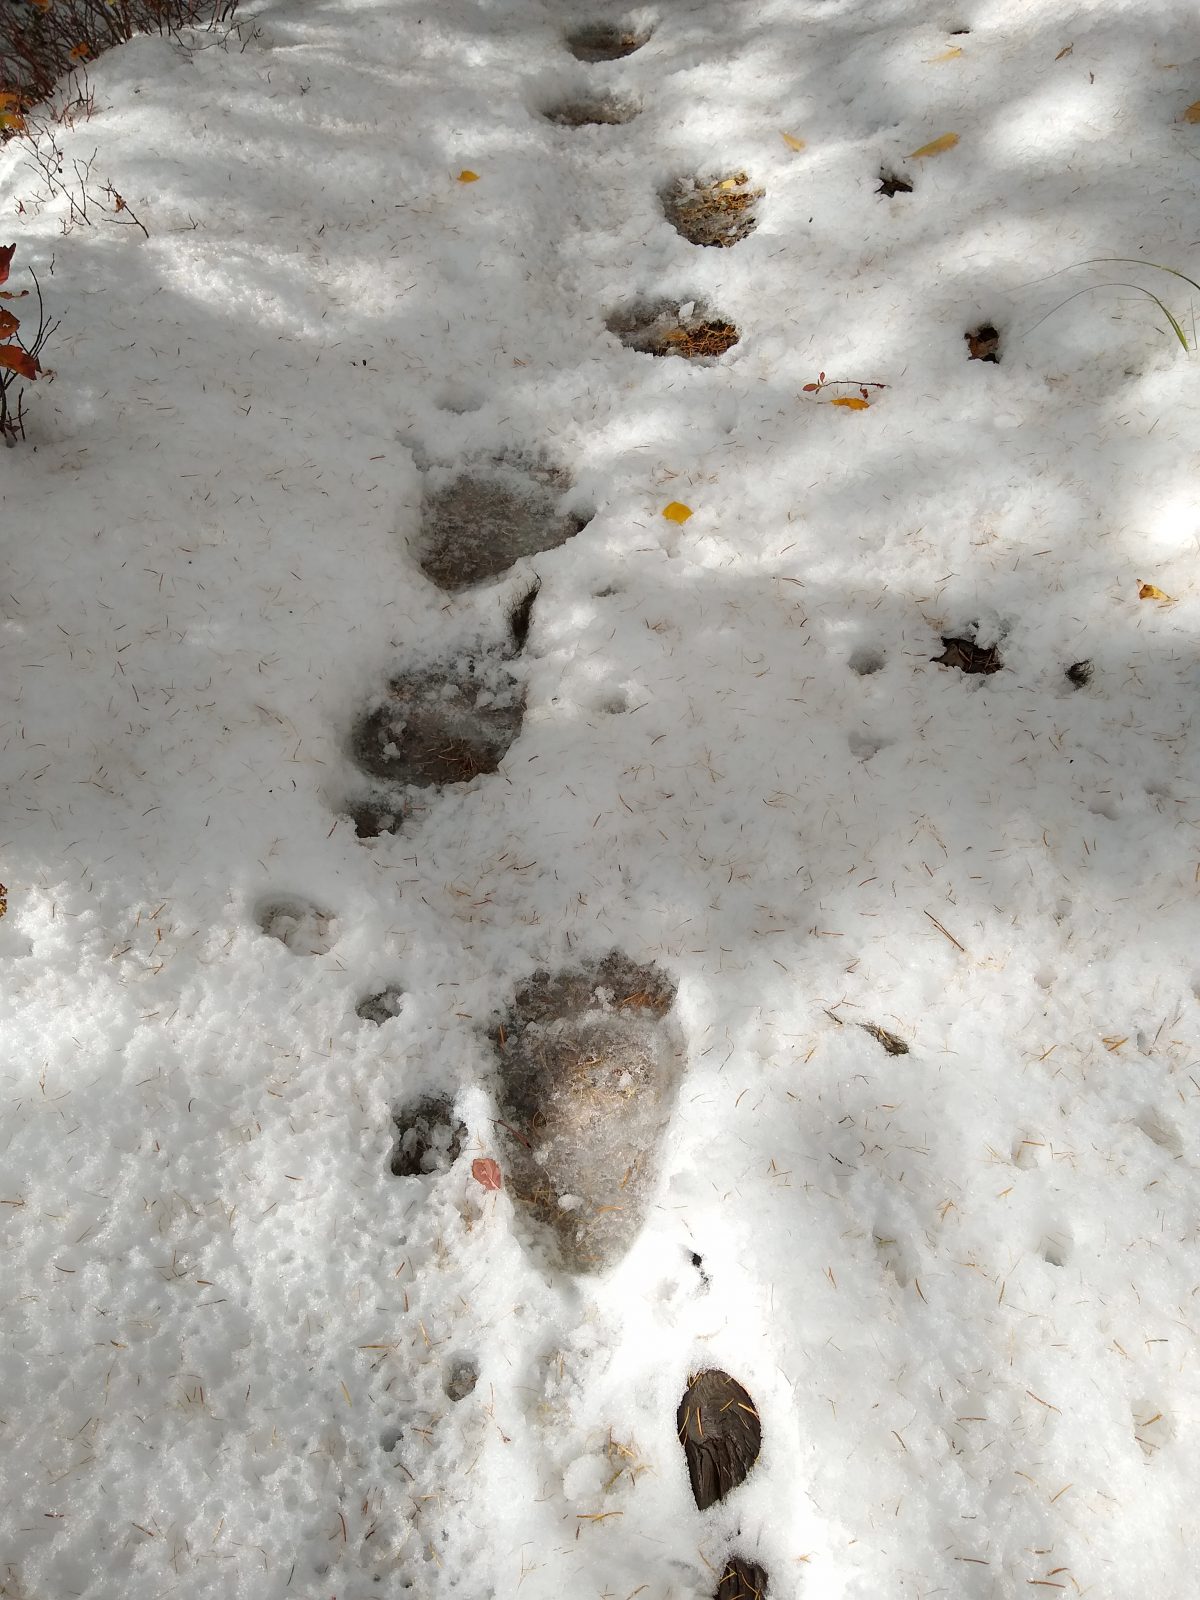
[4,0,1200,1596]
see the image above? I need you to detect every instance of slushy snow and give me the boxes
[2,0,1200,1595]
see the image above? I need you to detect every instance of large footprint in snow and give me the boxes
[490,951,684,1272]
[415,456,592,592]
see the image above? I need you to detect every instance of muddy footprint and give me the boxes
[491,951,684,1272]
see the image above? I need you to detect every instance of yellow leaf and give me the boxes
[1137,582,1173,602]
[0,111,25,132]
[456,169,480,183]
[780,132,806,152]
[926,47,963,62]
[830,396,870,410]
[662,501,693,523]
[909,132,959,158]
[1183,101,1200,124]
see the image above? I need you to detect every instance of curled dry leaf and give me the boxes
[1137,582,1173,602]
[457,169,480,183]
[0,345,38,380]
[910,132,959,157]
[471,1156,503,1191]
[662,501,693,522]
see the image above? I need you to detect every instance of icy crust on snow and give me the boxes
[2,0,1200,1596]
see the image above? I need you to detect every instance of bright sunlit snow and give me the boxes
[3,0,1200,1596]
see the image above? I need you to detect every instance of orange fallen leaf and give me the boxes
[471,1157,503,1191]
[456,169,480,183]
[68,42,90,61]
[662,500,693,523]
[830,395,870,410]
[1137,582,1173,602]
[1183,101,1200,124]
[910,132,959,157]
[926,47,963,62]
[780,131,806,151]
[0,345,38,380]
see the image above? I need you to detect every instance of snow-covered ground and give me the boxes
[3,0,1200,1594]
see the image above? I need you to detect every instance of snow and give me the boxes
[2,0,1200,1594]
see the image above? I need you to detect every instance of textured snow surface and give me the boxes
[3,0,1200,1595]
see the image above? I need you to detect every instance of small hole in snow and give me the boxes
[966,324,1001,363]
[345,795,407,839]
[542,95,640,127]
[443,1356,479,1401]
[357,987,404,1025]
[607,298,740,360]
[256,897,336,956]
[933,633,1003,674]
[390,1095,466,1178]
[662,171,763,247]
[849,646,885,676]
[352,656,525,787]
[566,22,651,61]
[877,170,913,198]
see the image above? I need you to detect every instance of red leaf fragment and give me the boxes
[471,1157,503,1191]
[0,344,38,380]
[0,244,14,287]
